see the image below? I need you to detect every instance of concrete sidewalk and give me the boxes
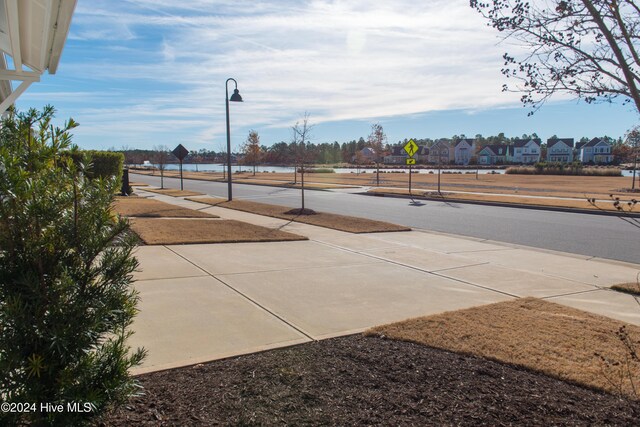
[129,190,640,374]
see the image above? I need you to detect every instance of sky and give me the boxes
[14,0,640,152]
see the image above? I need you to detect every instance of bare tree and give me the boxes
[291,113,315,214]
[367,123,387,186]
[471,0,640,115]
[154,145,170,189]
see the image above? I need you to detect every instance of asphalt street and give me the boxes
[130,173,640,264]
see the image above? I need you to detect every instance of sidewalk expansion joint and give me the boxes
[164,246,317,342]
[540,288,602,300]
[313,240,519,299]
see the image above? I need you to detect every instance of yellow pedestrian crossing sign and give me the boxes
[406,158,416,165]
[403,139,419,157]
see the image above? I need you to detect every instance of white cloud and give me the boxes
[28,0,535,148]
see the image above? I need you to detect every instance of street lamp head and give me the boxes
[230,88,243,102]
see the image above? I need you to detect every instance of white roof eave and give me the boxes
[0,0,77,113]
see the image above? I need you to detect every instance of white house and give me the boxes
[547,138,574,163]
[477,145,510,165]
[454,139,476,165]
[428,140,453,164]
[576,138,614,164]
[512,139,541,164]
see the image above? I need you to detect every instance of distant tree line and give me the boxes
[113,131,637,167]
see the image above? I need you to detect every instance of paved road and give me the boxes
[130,173,640,264]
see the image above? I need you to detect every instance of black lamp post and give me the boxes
[225,78,243,201]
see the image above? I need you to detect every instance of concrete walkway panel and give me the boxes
[218,263,513,339]
[169,241,380,275]
[133,246,208,281]
[371,230,513,254]
[131,276,309,374]
[548,289,640,326]
[438,264,596,298]
[462,249,640,286]
[362,246,485,272]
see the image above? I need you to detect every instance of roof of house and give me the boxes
[547,138,574,148]
[417,145,429,156]
[388,146,407,156]
[479,144,510,156]
[431,140,451,148]
[513,138,542,147]
[585,137,611,147]
[576,138,610,149]
[360,147,376,155]
[455,139,475,148]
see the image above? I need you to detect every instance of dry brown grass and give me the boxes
[130,182,149,187]
[130,218,307,245]
[367,188,627,212]
[368,298,640,399]
[143,188,204,197]
[186,197,411,233]
[611,282,640,296]
[113,197,216,218]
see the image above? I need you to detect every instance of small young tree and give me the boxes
[0,106,146,426]
[242,130,262,176]
[367,123,387,186]
[291,113,315,214]
[154,144,170,189]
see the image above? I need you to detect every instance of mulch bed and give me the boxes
[102,335,639,426]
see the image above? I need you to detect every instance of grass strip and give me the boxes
[611,282,640,296]
[368,297,640,399]
[113,197,217,218]
[186,197,411,233]
[368,188,627,212]
[130,218,307,245]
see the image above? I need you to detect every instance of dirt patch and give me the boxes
[369,298,640,399]
[143,188,204,197]
[129,218,307,245]
[101,334,639,426]
[130,182,149,187]
[113,197,216,218]
[186,197,411,233]
[612,282,640,296]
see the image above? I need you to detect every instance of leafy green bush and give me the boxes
[0,106,145,426]
[69,150,125,188]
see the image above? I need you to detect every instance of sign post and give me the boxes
[403,139,418,195]
[172,144,189,191]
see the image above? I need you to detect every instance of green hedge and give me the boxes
[69,150,124,181]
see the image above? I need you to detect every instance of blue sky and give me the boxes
[15,0,640,152]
